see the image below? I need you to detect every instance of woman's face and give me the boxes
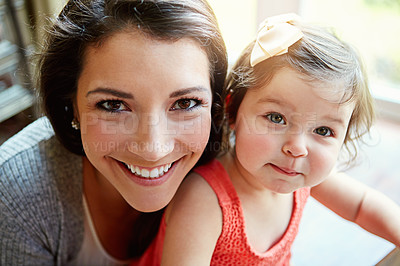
[76,31,212,212]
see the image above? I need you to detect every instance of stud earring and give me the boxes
[71,118,80,130]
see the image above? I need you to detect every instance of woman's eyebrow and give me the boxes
[169,87,209,98]
[86,87,134,99]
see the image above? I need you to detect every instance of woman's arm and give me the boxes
[161,172,222,265]
[311,172,400,247]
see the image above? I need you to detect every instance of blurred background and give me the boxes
[0,0,399,265]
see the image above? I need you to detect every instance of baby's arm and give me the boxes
[161,172,222,265]
[311,172,400,247]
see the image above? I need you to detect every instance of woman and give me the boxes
[0,0,227,264]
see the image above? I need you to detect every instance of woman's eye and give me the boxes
[97,100,128,112]
[171,99,200,111]
[266,113,286,124]
[314,127,333,137]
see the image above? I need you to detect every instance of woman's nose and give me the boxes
[128,113,174,161]
[282,132,308,158]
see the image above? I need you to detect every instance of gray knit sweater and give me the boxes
[0,117,84,265]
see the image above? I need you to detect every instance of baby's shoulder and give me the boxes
[177,171,217,204]
[165,171,221,225]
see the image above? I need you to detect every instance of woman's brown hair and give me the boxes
[37,0,227,165]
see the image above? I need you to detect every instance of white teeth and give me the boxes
[141,169,150,178]
[125,163,173,179]
[150,168,159,178]
[129,165,135,174]
[164,164,170,172]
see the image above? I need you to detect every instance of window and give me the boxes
[208,0,400,120]
[299,0,400,120]
[208,0,258,66]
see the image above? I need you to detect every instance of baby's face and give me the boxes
[232,67,355,193]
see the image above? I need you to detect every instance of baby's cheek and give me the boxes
[309,151,338,185]
[235,131,265,167]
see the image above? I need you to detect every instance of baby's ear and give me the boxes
[229,112,241,130]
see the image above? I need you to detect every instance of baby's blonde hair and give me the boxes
[224,22,375,164]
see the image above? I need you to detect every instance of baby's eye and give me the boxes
[314,127,333,137]
[171,99,201,111]
[97,100,128,112]
[266,113,286,124]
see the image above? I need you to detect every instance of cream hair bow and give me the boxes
[250,13,303,67]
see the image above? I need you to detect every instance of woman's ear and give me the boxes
[70,99,81,130]
[72,100,80,122]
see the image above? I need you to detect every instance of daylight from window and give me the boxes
[300,0,400,103]
[209,0,400,120]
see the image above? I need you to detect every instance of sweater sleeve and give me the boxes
[0,117,84,265]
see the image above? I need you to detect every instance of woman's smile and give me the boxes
[117,157,181,186]
[125,162,173,178]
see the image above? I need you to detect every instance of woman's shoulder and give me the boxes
[0,116,83,217]
[0,117,84,263]
[0,117,54,163]
[0,116,81,170]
